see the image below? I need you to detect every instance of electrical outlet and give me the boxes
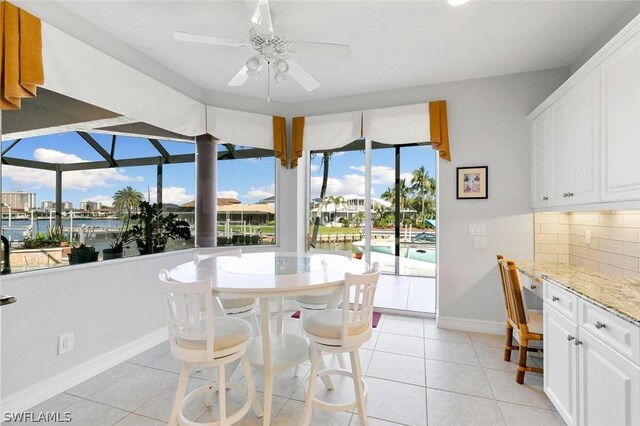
[58,332,74,355]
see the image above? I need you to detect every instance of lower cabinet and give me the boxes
[544,281,640,426]
[578,329,640,426]
[544,304,578,425]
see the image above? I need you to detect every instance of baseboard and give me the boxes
[1,327,168,416]
[437,315,504,335]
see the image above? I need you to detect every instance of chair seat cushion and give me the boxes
[527,309,543,335]
[295,292,332,306]
[176,316,252,353]
[303,309,367,340]
[220,297,256,310]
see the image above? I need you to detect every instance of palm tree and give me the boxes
[326,195,345,226]
[353,211,365,227]
[113,186,144,220]
[410,166,435,223]
[310,152,331,247]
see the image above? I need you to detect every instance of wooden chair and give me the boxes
[302,262,381,426]
[194,248,260,334]
[159,269,262,426]
[497,256,543,384]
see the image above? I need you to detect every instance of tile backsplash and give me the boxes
[535,211,640,278]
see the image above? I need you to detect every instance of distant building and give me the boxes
[3,191,36,211]
[80,201,100,211]
[41,201,73,211]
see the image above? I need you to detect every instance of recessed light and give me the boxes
[448,0,469,6]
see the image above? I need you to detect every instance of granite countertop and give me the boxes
[516,261,640,326]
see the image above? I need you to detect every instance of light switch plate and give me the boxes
[468,224,487,235]
[472,236,486,249]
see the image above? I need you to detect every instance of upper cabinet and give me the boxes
[529,19,640,209]
[531,111,550,208]
[548,71,600,207]
[601,32,640,202]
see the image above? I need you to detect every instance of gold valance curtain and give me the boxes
[429,100,451,161]
[0,1,44,110]
[272,116,287,168]
[291,116,304,168]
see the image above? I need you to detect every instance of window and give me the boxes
[1,131,196,272]
[216,143,276,246]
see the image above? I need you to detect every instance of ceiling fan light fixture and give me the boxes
[246,68,260,81]
[448,0,469,6]
[274,72,287,84]
[274,59,289,74]
[246,55,263,71]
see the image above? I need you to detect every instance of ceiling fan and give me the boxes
[174,0,351,102]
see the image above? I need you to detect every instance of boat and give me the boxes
[352,239,436,263]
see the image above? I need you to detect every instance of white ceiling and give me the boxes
[44,1,638,103]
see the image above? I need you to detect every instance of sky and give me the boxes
[1,132,435,209]
[309,144,436,201]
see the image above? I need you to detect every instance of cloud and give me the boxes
[217,190,239,200]
[310,174,366,197]
[349,165,415,185]
[245,184,274,200]
[2,148,144,191]
[149,186,194,205]
[309,164,320,173]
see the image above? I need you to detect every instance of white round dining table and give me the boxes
[168,251,368,425]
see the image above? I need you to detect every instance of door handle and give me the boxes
[0,295,17,306]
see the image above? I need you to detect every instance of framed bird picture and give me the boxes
[457,166,488,199]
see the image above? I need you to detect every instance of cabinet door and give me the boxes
[601,30,640,202]
[549,71,600,206]
[578,328,640,426]
[531,111,550,207]
[544,303,579,425]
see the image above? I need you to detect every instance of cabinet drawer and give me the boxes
[519,272,543,299]
[544,280,578,322]
[579,299,640,364]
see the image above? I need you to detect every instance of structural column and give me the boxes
[195,134,217,248]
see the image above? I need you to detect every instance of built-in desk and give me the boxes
[515,261,640,426]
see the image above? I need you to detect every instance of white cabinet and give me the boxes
[531,111,550,207]
[544,280,640,425]
[601,29,640,202]
[578,329,640,426]
[544,304,578,425]
[548,71,600,206]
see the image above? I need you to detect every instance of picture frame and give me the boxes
[456,166,488,199]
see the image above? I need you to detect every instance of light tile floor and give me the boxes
[376,275,435,313]
[19,314,564,426]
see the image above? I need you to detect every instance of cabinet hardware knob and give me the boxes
[574,340,583,346]
[543,196,549,201]
[562,193,568,198]
[567,335,575,341]
[530,284,537,290]
[567,192,574,197]
[595,321,606,329]
[552,296,560,302]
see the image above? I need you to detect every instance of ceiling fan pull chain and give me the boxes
[267,60,271,103]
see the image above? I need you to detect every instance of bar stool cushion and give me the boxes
[220,297,256,310]
[303,309,367,340]
[176,317,252,352]
[295,292,332,306]
[526,309,543,334]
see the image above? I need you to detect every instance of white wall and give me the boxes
[288,67,569,328]
[1,250,194,400]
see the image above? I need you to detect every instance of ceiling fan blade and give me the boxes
[244,0,274,39]
[228,65,250,86]
[287,41,351,61]
[174,31,249,48]
[287,59,321,92]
